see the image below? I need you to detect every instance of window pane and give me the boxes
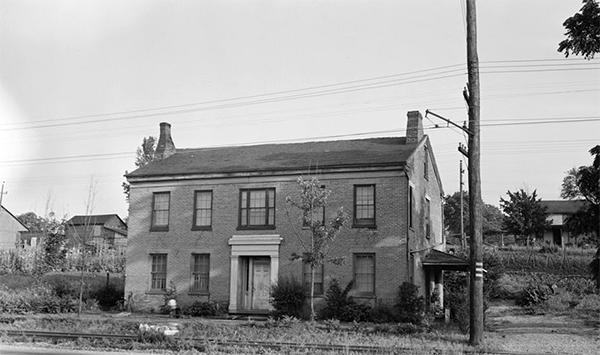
[195,191,212,227]
[303,263,324,295]
[192,254,209,292]
[240,189,275,227]
[354,254,374,294]
[151,254,167,290]
[153,193,170,227]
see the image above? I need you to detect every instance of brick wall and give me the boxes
[125,159,443,311]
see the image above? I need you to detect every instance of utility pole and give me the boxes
[460,160,466,249]
[0,181,7,214]
[466,0,484,346]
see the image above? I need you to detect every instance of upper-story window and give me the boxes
[303,185,326,228]
[353,184,376,228]
[193,191,213,230]
[151,192,170,231]
[239,188,275,229]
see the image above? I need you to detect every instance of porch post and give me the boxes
[228,256,239,312]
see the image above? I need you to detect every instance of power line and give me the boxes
[2,116,598,166]
[1,59,597,132]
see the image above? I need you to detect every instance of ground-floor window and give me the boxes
[303,262,324,295]
[353,253,375,296]
[150,254,167,291]
[191,253,210,293]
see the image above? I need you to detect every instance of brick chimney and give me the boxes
[406,111,423,145]
[154,122,176,160]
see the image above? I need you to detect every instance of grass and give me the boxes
[0,313,481,354]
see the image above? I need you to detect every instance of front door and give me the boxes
[240,257,271,311]
[252,259,271,310]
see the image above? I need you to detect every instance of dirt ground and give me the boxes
[483,300,600,354]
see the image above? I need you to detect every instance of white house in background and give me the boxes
[0,206,29,249]
[540,200,590,246]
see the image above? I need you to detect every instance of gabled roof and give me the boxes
[540,200,589,215]
[104,226,128,236]
[127,137,415,178]
[422,249,469,271]
[67,214,125,226]
[0,206,30,232]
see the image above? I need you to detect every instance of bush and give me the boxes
[183,301,223,317]
[269,275,306,319]
[319,279,353,321]
[0,283,75,314]
[394,282,425,325]
[93,284,124,311]
[574,294,600,311]
[443,271,469,333]
[369,301,397,324]
[516,283,553,307]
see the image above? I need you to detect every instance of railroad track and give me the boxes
[0,329,559,355]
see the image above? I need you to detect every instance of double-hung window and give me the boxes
[191,254,210,293]
[193,191,213,230]
[151,192,170,230]
[353,185,376,228]
[354,253,375,296]
[239,188,275,228]
[150,254,167,291]
[303,262,324,295]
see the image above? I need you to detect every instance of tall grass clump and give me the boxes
[270,275,306,319]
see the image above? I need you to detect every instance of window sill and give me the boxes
[236,225,276,231]
[146,290,166,295]
[150,226,169,232]
[188,291,210,296]
[191,226,212,231]
[352,224,377,229]
[353,294,376,299]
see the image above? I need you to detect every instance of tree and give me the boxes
[560,145,600,288]
[285,176,347,321]
[443,192,504,239]
[17,212,47,233]
[500,189,550,247]
[122,136,157,202]
[558,0,600,59]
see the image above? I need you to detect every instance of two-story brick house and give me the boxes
[125,111,454,314]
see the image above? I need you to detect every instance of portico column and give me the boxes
[229,256,239,312]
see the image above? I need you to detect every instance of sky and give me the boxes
[0,0,599,220]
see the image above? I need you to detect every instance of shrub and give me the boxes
[269,275,306,319]
[319,279,354,321]
[93,284,124,311]
[394,282,425,325]
[443,271,469,333]
[183,301,223,317]
[574,294,600,311]
[516,283,553,307]
[369,300,397,324]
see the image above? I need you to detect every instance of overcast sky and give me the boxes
[1,0,599,220]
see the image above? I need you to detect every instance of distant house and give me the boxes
[124,111,468,314]
[65,214,127,251]
[540,200,590,246]
[19,231,44,248]
[0,206,29,249]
